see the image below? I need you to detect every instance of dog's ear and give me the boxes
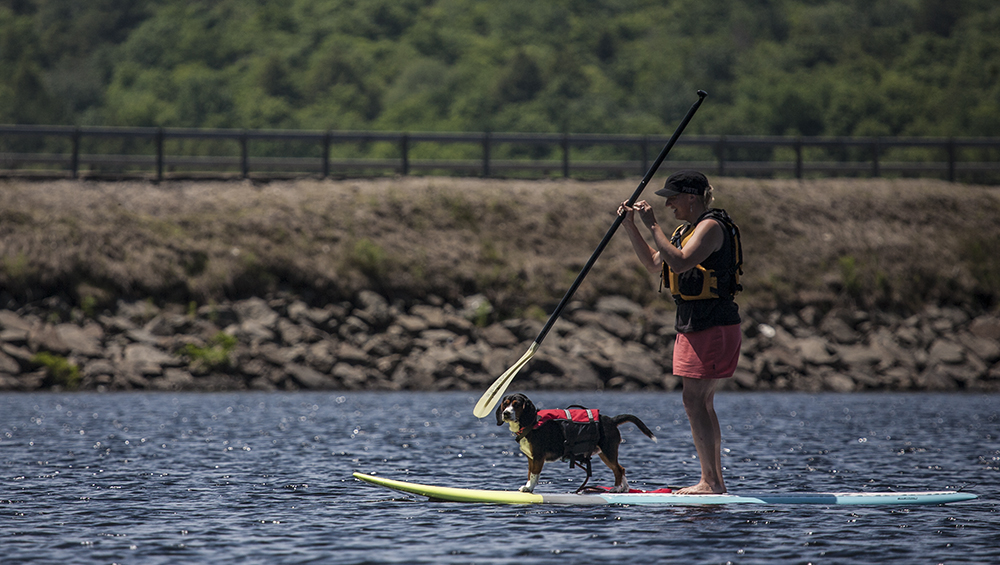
[495,396,508,426]
[518,395,537,428]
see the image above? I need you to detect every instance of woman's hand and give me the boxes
[632,200,657,229]
[618,200,636,222]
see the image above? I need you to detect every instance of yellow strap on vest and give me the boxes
[661,221,726,301]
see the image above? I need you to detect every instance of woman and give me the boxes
[619,170,743,494]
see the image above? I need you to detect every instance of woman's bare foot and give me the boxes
[676,481,726,495]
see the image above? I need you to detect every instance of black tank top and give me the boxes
[673,211,742,333]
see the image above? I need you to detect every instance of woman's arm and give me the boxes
[619,202,662,274]
[633,203,723,274]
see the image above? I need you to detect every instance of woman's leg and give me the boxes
[678,376,726,494]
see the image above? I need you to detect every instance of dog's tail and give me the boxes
[613,415,657,443]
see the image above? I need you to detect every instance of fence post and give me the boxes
[482,132,491,177]
[240,130,249,178]
[641,136,648,176]
[562,133,570,178]
[400,133,409,175]
[795,136,803,179]
[717,135,726,176]
[871,137,880,178]
[71,127,80,179]
[322,131,331,178]
[947,137,956,182]
[156,128,164,182]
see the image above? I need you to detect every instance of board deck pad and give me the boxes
[354,472,978,506]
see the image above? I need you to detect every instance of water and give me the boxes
[2,391,997,564]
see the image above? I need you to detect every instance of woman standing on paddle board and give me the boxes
[619,170,743,495]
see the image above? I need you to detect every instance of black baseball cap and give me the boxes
[654,170,709,198]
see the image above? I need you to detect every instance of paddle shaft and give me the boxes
[530,90,708,346]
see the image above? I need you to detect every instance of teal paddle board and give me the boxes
[354,472,977,506]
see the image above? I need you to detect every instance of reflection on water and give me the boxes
[2,391,997,564]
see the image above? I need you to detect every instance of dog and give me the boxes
[496,393,656,493]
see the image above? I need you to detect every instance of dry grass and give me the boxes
[1,175,998,316]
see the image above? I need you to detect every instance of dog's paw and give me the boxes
[609,484,629,493]
[518,485,534,493]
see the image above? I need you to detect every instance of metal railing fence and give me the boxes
[1,124,998,183]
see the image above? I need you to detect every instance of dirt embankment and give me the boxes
[1,176,999,392]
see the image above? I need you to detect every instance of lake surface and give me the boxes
[2,391,997,564]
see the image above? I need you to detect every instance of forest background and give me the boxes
[2,0,1000,393]
[2,0,999,140]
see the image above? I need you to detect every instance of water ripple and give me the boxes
[2,391,997,564]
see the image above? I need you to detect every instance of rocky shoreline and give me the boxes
[2,291,999,394]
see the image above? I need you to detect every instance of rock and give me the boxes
[258,342,296,366]
[337,342,369,363]
[609,342,662,386]
[481,348,521,377]
[2,343,35,368]
[55,323,103,357]
[83,359,116,378]
[0,350,21,374]
[337,316,369,342]
[761,346,806,374]
[233,297,279,328]
[479,323,518,348]
[410,304,446,328]
[287,363,335,389]
[503,318,544,342]
[286,301,310,323]
[145,313,192,336]
[394,315,429,334]
[124,343,177,376]
[116,300,160,324]
[230,320,275,344]
[306,341,336,373]
[733,367,757,389]
[915,366,958,390]
[957,332,1000,364]
[29,324,70,355]
[197,304,239,328]
[969,315,1000,341]
[523,351,601,389]
[836,344,883,368]
[355,290,393,328]
[823,372,856,392]
[0,311,32,332]
[594,295,643,317]
[797,336,839,365]
[927,339,965,365]
[819,314,858,344]
[276,318,304,345]
[126,327,162,345]
[442,312,475,335]
[0,328,29,345]
[152,368,195,391]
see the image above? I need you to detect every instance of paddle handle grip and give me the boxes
[532,90,708,346]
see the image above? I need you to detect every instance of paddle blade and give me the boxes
[472,342,539,418]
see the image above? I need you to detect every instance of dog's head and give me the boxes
[495,393,538,429]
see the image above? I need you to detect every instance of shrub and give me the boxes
[182,332,237,374]
[33,352,81,390]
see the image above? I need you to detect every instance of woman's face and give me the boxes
[664,194,698,221]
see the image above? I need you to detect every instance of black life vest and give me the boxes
[660,208,743,302]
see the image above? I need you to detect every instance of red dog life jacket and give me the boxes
[534,408,600,428]
[534,408,600,460]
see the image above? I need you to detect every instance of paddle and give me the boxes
[473,90,709,418]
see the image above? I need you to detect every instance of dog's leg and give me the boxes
[520,458,544,492]
[598,451,629,492]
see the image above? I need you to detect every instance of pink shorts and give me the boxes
[672,324,742,379]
